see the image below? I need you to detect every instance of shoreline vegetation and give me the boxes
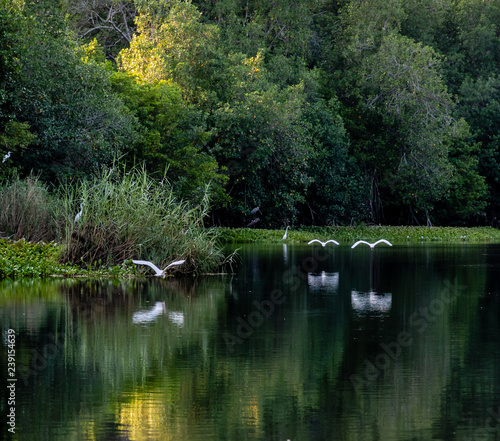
[4,0,500,233]
[217,225,500,244]
[1,167,499,279]
[0,170,232,278]
[1,225,499,279]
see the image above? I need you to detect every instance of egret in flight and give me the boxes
[282,226,289,240]
[2,151,11,163]
[132,259,186,278]
[308,239,340,247]
[351,239,392,249]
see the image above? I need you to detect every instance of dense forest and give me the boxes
[1,0,499,229]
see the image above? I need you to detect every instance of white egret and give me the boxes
[307,239,340,247]
[132,259,186,277]
[351,239,392,249]
[2,151,10,163]
[282,226,289,240]
[74,203,84,223]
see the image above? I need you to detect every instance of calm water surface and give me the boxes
[1,243,500,441]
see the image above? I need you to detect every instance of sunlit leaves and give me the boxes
[118,2,219,101]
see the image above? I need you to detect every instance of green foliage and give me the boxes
[303,97,369,225]
[2,0,136,181]
[0,121,35,180]
[110,71,227,202]
[194,0,318,59]
[3,0,500,228]
[211,79,316,227]
[217,225,500,244]
[327,1,474,223]
[434,139,488,224]
[118,1,220,101]
[0,239,79,278]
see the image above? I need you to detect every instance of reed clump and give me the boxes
[59,167,228,274]
[0,175,59,242]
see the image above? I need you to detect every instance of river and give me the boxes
[1,243,500,440]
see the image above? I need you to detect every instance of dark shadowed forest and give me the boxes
[2,0,500,229]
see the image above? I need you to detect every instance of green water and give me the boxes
[1,243,500,441]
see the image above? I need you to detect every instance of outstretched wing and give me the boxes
[308,239,323,245]
[325,240,340,246]
[351,240,370,249]
[132,260,164,276]
[374,239,392,247]
[164,259,186,270]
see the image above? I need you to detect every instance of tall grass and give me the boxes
[0,175,59,242]
[59,167,229,274]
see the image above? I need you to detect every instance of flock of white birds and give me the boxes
[307,238,393,249]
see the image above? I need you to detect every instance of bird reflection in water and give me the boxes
[132,301,185,327]
[351,291,392,315]
[307,271,339,294]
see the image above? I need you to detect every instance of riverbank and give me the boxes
[2,226,499,278]
[217,225,500,244]
[0,239,135,278]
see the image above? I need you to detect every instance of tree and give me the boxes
[64,0,136,60]
[110,71,227,203]
[329,0,468,224]
[211,80,314,227]
[2,0,136,181]
[303,98,369,225]
[193,0,319,58]
[117,1,220,102]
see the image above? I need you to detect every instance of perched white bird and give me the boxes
[351,239,392,249]
[74,203,84,223]
[282,226,289,240]
[2,151,11,163]
[132,259,186,277]
[308,239,340,247]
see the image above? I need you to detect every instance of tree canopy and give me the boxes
[1,0,499,227]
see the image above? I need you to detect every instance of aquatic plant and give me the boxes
[0,239,78,278]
